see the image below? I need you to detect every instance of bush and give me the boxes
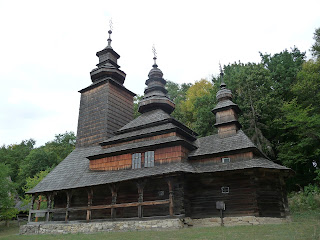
[289,184,320,212]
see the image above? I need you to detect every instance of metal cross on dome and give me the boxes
[152,45,157,65]
[109,19,113,31]
[107,19,113,47]
[219,61,224,78]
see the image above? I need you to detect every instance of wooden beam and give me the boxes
[109,184,118,219]
[46,193,53,222]
[86,188,93,222]
[65,191,72,222]
[167,178,174,217]
[28,194,36,223]
[30,199,171,213]
[136,180,146,218]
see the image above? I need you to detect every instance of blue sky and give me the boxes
[0,0,319,146]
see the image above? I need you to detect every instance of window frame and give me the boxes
[221,157,231,163]
[144,151,155,168]
[132,153,141,169]
[221,186,230,194]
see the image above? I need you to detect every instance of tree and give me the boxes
[0,163,18,227]
[275,99,320,189]
[44,131,76,163]
[179,79,217,135]
[0,139,35,183]
[133,95,143,119]
[260,47,306,101]
[22,169,50,209]
[223,62,274,156]
[166,81,192,124]
[17,147,59,193]
[275,59,320,190]
[311,27,320,60]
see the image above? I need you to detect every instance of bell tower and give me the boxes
[76,24,135,147]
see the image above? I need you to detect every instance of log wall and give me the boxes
[185,171,258,218]
[189,152,253,164]
[90,145,189,171]
[76,81,134,148]
[52,175,184,221]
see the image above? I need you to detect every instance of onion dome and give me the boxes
[90,24,126,85]
[138,48,175,114]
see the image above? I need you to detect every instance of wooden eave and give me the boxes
[78,78,136,96]
[88,138,197,160]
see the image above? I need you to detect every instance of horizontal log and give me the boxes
[31,200,170,214]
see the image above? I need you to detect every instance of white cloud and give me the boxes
[0,0,319,146]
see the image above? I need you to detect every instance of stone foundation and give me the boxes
[20,219,184,235]
[190,216,291,227]
[20,216,291,235]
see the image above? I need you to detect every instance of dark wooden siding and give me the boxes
[185,171,258,218]
[76,81,134,148]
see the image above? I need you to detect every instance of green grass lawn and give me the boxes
[1,211,320,240]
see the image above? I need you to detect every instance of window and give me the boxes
[132,153,141,169]
[158,190,165,197]
[221,187,229,194]
[221,157,230,163]
[144,151,154,167]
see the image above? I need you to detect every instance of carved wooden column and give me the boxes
[28,194,36,223]
[86,188,93,221]
[46,193,53,222]
[137,181,146,218]
[109,184,118,219]
[35,195,42,222]
[167,178,174,217]
[65,191,72,222]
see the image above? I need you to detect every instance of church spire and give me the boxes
[90,20,126,85]
[219,62,226,89]
[212,64,242,137]
[107,19,113,48]
[138,46,175,114]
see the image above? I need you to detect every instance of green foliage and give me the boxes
[0,132,76,197]
[178,79,217,135]
[17,147,59,192]
[275,59,320,189]
[0,163,18,224]
[260,47,306,101]
[0,139,35,183]
[44,131,76,163]
[133,94,143,118]
[223,62,274,156]
[21,169,50,208]
[166,81,192,124]
[288,184,320,212]
[311,27,320,60]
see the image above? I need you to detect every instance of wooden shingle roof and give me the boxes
[27,146,290,194]
[189,130,257,158]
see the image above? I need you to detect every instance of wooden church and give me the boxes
[27,29,292,224]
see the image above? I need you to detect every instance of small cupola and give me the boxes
[138,46,175,114]
[90,21,126,85]
[212,67,242,137]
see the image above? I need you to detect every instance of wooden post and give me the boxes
[65,191,72,222]
[109,184,118,219]
[35,195,42,222]
[46,193,52,222]
[137,181,146,218]
[86,188,93,222]
[28,194,36,223]
[167,178,174,217]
